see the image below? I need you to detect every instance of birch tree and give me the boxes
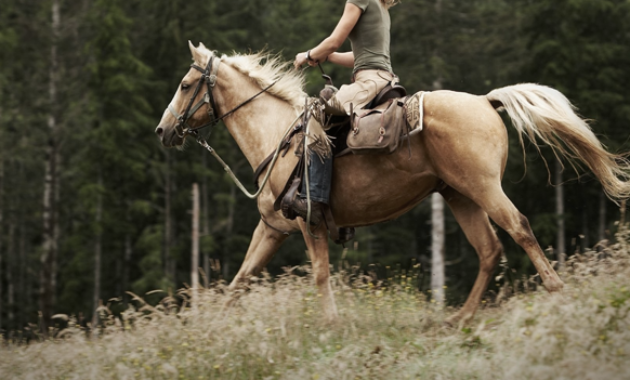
[191,183,200,307]
[0,159,3,330]
[40,0,61,333]
[431,193,445,304]
[555,159,565,267]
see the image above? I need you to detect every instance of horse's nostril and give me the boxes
[156,127,164,136]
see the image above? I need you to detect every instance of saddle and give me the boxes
[326,80,409,157]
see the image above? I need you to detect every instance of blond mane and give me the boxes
[193,44,307,109]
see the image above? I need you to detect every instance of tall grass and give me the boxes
[2,232,630,380]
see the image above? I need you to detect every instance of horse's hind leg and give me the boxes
[229,219,289,290]
[297,219,339,321]
[440,187,503,326]
[471,185,564,293]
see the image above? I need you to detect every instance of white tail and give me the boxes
[487,83,630,201]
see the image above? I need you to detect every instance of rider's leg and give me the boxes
[289,151,332,225]
[301,153,333,204]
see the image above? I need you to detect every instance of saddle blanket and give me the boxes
[405,91,429,134]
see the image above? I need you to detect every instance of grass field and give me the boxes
[2,235,630,380]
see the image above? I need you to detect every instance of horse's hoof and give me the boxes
[544,279,564,293]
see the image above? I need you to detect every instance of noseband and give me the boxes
[166,54,278,138]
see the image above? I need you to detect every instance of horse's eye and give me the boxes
[181,83,190,90]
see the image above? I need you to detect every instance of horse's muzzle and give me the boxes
[155,122,184,147]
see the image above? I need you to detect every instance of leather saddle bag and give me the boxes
[347,98,407,155]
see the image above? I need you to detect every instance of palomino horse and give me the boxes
[156,42,630,325]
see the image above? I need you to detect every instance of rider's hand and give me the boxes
[294,52,319,69]
[294,52,309,69]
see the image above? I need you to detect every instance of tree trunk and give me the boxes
[122,209,132,308]
[191,183,200,307]
[7,223,15,329]
[40,0,60,334]
[169,155,178,283]
[598,190,606,243]
[92,173,103,328]
[555,159,565,267]
[430,0,445,304]
[164,150,174,285]
[0,159,3,331]
[202,152,210,287]
[18,219,26,331]
[223,182,236,280]
[52,148,61,308]
[581,195,589,252]
[431,192,445,304]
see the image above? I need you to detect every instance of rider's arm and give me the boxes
[327,52,354,68]
[294,3,362,68]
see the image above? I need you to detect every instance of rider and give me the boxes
[290,0,400,224]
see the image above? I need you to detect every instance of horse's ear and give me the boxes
[198,42,208,51]
[188,40,204,64]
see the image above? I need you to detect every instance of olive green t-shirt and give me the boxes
[346,0,392,73]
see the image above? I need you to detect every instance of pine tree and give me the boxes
[77,0,152,320]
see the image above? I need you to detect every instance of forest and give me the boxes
[1,0,630,336]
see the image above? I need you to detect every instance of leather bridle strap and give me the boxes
[167,56,221,137]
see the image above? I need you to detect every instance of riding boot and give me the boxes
[286,196,323,226]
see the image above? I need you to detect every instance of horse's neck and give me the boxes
[215,64,300,169]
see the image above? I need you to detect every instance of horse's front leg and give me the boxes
[297,219,339,322]
[229,219,289,290]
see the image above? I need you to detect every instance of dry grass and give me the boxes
[2,234,630,380]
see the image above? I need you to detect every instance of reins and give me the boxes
[193,112,303,199]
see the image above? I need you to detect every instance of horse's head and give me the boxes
[155,41,217,147]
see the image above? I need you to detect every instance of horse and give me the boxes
[155,42,630,325]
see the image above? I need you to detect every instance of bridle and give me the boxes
[167,55,221,138]
[167,54,277,139]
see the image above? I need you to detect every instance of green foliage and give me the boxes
[1,0,630,333]
[133,226,168,294]
[524,0,630,145]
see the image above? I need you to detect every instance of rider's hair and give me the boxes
[380,0,400,9]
